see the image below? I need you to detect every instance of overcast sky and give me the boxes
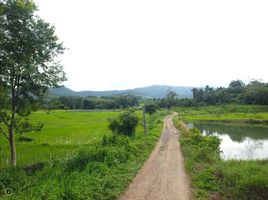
[36,0,268,91]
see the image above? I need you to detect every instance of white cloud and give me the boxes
[36,0,268,91]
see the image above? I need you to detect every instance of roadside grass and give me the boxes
[173,115,268,200]
[215,160,268,200]
[0,110,169,199]
[175,105,268,123]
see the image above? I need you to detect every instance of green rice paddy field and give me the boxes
[0,110,168,199]
[0,110,146,168]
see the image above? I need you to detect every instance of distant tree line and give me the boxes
[44,95,140,110]
[43,80,268,111]
[191,80,268,106]
[152,80,268,108]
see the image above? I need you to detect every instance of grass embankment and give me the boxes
[0,110,168,199]
[173,105,268,199]
[176,104,268,124]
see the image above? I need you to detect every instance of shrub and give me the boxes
[108,109,139,136]
[18,136,34,142]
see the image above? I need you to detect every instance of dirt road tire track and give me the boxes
[119,113,191,200]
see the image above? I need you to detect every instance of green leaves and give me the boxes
[0,0,66,165]
[0,0,66,120]
[144,103,157,115]
[108,109,139,136]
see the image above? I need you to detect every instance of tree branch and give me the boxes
[0,127,9,140]
[1,117,10,128]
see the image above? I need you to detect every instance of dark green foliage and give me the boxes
[22,162,45,175]
[242,81,268,105]
[154,80,268,109]
[45,95,140,110]
[144,103,158,129]
[17,136,33,142]
[190,80,268,106]
[0,0,66,106]
[157,91,178,109]
[108,110,139,136]
[144,103,158,115]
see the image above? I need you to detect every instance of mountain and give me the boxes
[49,86,77,96]
[49,85,193,99]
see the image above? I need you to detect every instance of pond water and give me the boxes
[188,123,268,160]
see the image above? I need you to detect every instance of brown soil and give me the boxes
[119,113,192,200]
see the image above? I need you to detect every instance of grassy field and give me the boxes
[0,110,154,168]
[175,104,268,123]
[173,105,268,199]
[0,111,121,167]
[0,110,168,199]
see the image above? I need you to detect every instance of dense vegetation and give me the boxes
[173,105,268,200]
[44,95,140,110]
[0,110,168,199]
[45,80,268,112]
[148,80,268,108]
[192,80,268,105]
[190,80,268,106]
[108,109,139,136]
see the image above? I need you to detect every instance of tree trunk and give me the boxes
[9,128,16,166]
[10,87,17,166]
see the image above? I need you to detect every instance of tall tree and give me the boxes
[242,81,268,105]
[0,0,66,166]
[192,88,203,102]
[229,80,245,89]
[145,103,157,128]
[165,91,177,108]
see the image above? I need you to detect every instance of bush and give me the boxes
[108,109,139,136]
[18,136,33,142]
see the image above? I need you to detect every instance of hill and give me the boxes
[49,85,193,99]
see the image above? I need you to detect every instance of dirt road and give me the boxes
[119,113,191,200]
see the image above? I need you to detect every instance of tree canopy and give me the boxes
[190,80,268,106]
[108,109,139,136]
[0,0,66,166]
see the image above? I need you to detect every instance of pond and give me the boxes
[188,123,268,160]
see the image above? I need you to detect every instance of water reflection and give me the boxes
[189,123,268,160]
